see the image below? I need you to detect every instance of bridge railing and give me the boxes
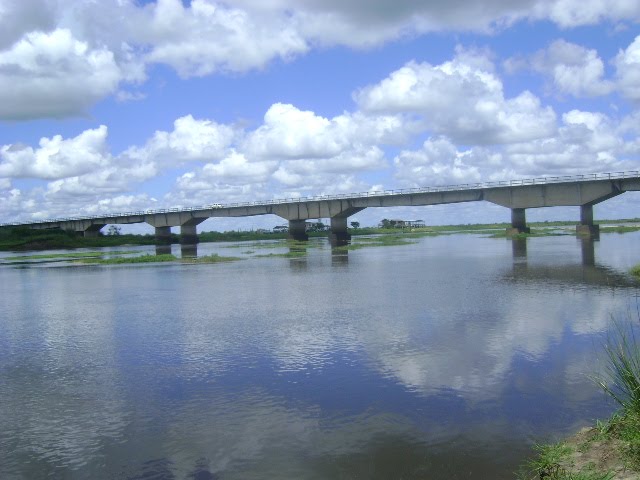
[2,170,639,227]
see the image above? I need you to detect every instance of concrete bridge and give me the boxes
[2,171,639,245]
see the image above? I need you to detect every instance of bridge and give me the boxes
[2,171,640,245]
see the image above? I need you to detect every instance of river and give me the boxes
[1,231,639,479]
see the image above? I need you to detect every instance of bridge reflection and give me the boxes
[509,237,636,288]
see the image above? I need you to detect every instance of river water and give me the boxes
[1,232,639,479]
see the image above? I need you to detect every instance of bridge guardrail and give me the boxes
[2,170,639,227]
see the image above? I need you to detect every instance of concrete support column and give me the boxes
[506,208,530,235]
[180,224,198,245]
[288,220,308,241]
[81,224,105,238]
[329,217,351,246]
[155,226,172,245]
[577,204,600,237]
[82,229,100,238]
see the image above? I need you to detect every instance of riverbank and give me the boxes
[2,218,639,251]
[520,305,640,480]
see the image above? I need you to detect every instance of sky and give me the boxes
[0,0,639,233]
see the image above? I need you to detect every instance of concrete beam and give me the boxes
[288,220,308,241]
[485,181,622,209]
[507,208,530,235]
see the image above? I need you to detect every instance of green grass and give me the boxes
[79,254,178,264]
[518,443,614,479]
[523,312,640,479]
[489,229,570,239]
[182,254,242,263]
[630,264,640,278]
[596,316,640,414]
[4,250,137,261]
[340,234,418,251]
[600,226,640,234]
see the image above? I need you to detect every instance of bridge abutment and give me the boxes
[507,208,530,235]
[329,217,351,246]
[576,204,600,237]
[288,220,308,241]
[155,226,173,244]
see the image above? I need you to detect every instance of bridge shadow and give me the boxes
[508,237,636,288]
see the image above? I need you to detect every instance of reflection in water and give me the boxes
[581,237,596,267]
[331,246,349,266]
[511,237,528,259]
[156,244,172,255]
[181,244,198,259]
[1,233,639,479]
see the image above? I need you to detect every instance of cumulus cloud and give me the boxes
[500,110,628,176]
[123,115,236,167]
[1,0,639,120]
[614,35,640,102]
[141,0,308,77]
[391,108,633,187]
[0,126,111,179]
[0,29,123,120]
[355,52,557,144]
[534,0,640,28]
[393,137,487,187]
[528,39,613,97]
[243,103,408,160]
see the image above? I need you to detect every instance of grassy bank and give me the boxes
[0,227,158,251]
[519,316,640,479]
[2,218,639,252]
[78,253,242,265]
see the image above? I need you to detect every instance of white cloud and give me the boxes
[614,35,640,102]
[0,126,111,179]
[529,39,613,97]
[200,151,278,183]
[141,0,308,77]
[535,0,640,28]
[243,103,408,160]
[1,0,639,121]
[393,137,486,187]
[123,115,236,167]
[0,0,56,50]
[0,29,123,120]
[502,110,627,176]
[355,53,557,144]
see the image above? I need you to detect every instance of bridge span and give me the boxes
[3,171,640,245]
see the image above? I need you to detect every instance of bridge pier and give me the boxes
[576,204,600,237]
[80,224,105,238]
[155,226,172,245]
[506,208,530,235]
[288,220,308,241]
[329,217,351,246]
[180,224,199,245]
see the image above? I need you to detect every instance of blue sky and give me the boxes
[1,0,639,232]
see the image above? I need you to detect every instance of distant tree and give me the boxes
[379,219,392,229]
[350,221,360,229]
[107,225,122,236]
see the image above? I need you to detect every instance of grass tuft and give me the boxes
[596,315,640,414]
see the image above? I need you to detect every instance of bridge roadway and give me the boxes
[3,171,640,245]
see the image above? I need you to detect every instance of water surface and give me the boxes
[1,232,639,479]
